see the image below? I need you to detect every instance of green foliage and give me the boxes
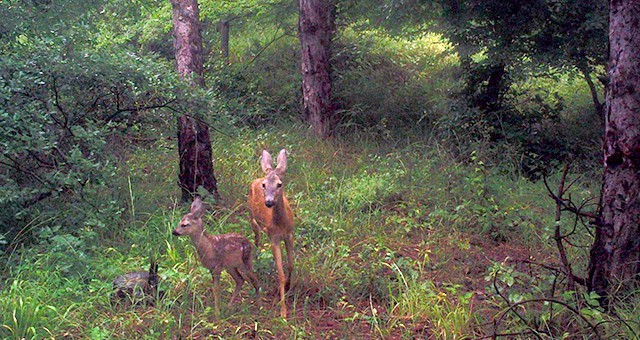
[437,0,607,75]
[483,260,605,338]
[0,0,103,53]
[0,289,57,339]
[610,293,640,339]
[388,262,475,339]
[200,0,293,20]
[423,0,607,178]
[208,19,459,135]
[437,71,600,179]
[342,154,404,212]
[0,124,603,338]
[93,1,174,60]
[0,44,188,248]
[210,52,300,127]
[333,27,459,134]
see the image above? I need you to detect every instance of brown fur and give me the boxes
[248,149,295,318]
[173,198,259,315]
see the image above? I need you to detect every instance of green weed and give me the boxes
[386,262,475,339]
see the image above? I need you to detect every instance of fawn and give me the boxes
[248,149,294,318]
[173,197,259,315]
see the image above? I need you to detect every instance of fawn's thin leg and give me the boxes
[284,233,295,291]
[272,241,287,318]
[247,270,260,294]
[211,270,221,316]
[238,264,261,294]
[227,268,245,306]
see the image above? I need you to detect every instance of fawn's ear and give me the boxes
[275,149,287,177]
[190,197,206,219]
[261,150,274,173]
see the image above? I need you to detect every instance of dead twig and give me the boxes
[543,163,591,290]
[492,298,602,339]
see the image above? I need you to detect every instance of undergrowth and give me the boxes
[0,125,629,339]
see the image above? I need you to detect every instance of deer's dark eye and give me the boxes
[262,183,266,188]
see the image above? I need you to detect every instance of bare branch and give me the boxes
[490,268,542,338]
[493,298,602,339]
[544,173,599,220]
[106,99,178,123]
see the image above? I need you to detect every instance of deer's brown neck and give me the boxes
[271,196,288,225]
[190,229,212,259]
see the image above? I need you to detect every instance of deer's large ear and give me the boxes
[275,149,288,177]
[190,197,205,218]
[261,150,274,173]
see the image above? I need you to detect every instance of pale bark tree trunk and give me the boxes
[298,0,334,138]
[588,0,640,303]
[170,0,219,202]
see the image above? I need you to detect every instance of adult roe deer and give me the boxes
[248,149,294,318]
[172,197,259,315]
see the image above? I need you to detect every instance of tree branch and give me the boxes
[553,163,580,292]
[106,99,178,123]
[543,173,599,220]
[494,298,602,338]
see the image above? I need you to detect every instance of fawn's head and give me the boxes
[173,197,206,236]
[260,149,288,208]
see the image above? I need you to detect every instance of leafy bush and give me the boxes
[210,55,300,127]
[436,61,601,179]
[0,45,194,250]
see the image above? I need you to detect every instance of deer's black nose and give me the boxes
[265,200,275,208]
[172,230,180,236]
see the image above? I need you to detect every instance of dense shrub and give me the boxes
[209,26,458,135]
[0,46,194,250]
[437,70,601,179]
[332,28,458,135]
[209,47,301,128]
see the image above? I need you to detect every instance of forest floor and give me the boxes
[292,234,548,339]
[115,227,551,339]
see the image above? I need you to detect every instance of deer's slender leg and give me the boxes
[244,267,261,294]
[284,233,295,291]
[227,268,245,306]
[211,270,221,316]
[251,218,262,247]
[272,241,287,318]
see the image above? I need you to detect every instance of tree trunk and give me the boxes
[219,19,230,63]
[170,0,219,202]
[588,0,640,303]
[298,0,334,138]
[577,63,605,122]
[475,62,506,113]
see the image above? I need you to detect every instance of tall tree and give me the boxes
[588,0,640,303]
[298,0,335,138]
[437,0,607,116]
[218,18,231,63]
[170,0,220,202]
